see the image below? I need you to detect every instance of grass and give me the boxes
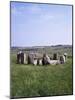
[10,54,73,98]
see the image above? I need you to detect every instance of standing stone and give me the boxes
[27,54,30,64]
[37,58,42,65]
[37,58,39,65]
[53,53,58,60]
[33,58,37,65]
[27,54,34,64]
[20,52,24,64]
[64,53,67,60]
[17,52,20,64]
[24,53,27,64]
[60,55,65,64]
[42,53,48,65]
[39,59,42,65]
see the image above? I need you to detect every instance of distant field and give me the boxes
[10,46,73,98]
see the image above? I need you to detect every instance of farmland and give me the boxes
[10,45,73,98]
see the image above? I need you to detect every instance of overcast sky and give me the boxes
[11,2,72,47]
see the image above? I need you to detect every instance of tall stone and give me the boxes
[60,55,65,64]
[20,52,24,64]
[24,53,27,64]
[17,53,20,64]
[53,53,58,60]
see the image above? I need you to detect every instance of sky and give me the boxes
[11,2,72,47]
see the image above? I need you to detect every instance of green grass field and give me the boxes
[10,52,73,98]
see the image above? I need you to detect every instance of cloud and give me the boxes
[39,14,54,21]
[11,2,63,25]
[11,5,22,16]
[11,3,46,16]
[29,5,42,14]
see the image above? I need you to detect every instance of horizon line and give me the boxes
[11,44,72,48]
